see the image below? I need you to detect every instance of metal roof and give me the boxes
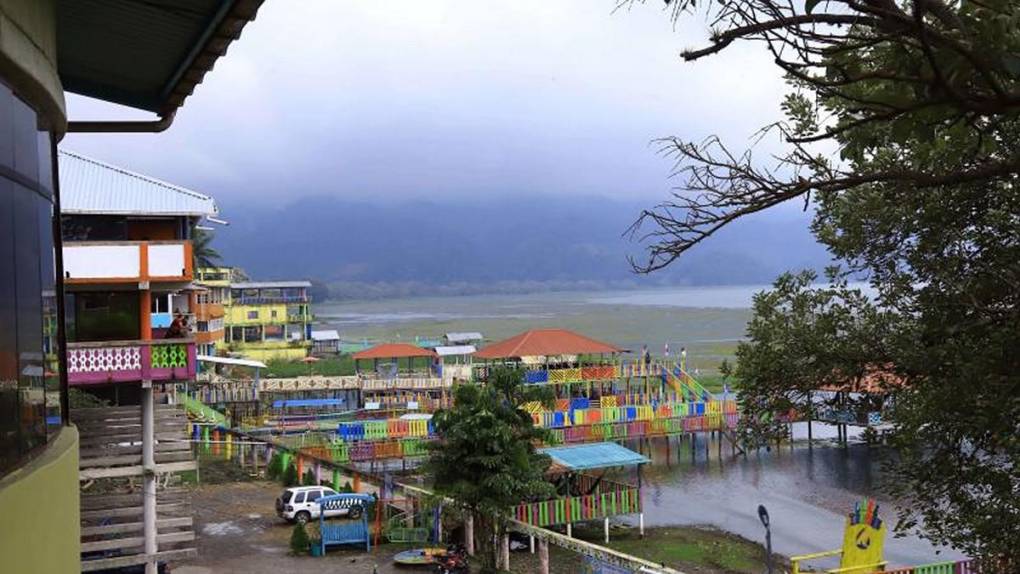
[231,281,312,289]
[475,329,621,360]
[311,330,341,342]
[56,0,265,115]
[445,332,483,343]
[196,355,267,369]
[538,442,649,471]
[58,150,218,217]
[434,345,476,357]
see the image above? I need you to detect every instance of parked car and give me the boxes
[275,486,365,524]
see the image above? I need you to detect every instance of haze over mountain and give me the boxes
[213,195,830,299]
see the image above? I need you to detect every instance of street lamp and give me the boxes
[758,504,773,574]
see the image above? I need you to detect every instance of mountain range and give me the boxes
[212,195,831,299]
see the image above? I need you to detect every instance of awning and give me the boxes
[56,0,265,115]
[538,442,649,471]
[434,345,476,357]
[197,355,267,369]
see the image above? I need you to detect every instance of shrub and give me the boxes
[303,468,318,486]
[289,523,311,555]
[267,453,284,481]
[282,463,299,487]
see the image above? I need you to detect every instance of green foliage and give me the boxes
[191,227,222,270]
[302,468,318,486]
[289,523,311,555]
[68,388,109,409]
[425,366,555,572]
[266,453,284,481]
[264,355,356,378]
[282,462,299,487]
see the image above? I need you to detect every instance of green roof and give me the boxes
[56,0,264,114]
[538,442,649,471]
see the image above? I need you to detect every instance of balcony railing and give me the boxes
[67,338,196,386]
[194,303,225,319]
[231,295,307,305]
[63,240,193,284]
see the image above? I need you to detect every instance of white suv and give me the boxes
[275,486,365,524]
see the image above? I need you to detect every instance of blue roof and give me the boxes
[538,442,649,471]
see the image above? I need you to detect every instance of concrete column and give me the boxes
[464,514,475,556]
[639,513,645,537]
[538,538,549,574]
[500,532,510,571]
[604,517,610,543]
[566,522,572,538]
[142,381,158,574]
[529,534,535,554]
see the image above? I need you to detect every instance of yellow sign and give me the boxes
[838,499,886,574]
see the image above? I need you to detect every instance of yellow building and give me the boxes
[225,281,314,361]
[194,267,233,357]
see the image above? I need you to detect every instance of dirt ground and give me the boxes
[174,479,772,574]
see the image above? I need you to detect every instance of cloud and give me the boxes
[61,1,789,206]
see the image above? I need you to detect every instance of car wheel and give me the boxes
[348,505,363,520]
[295,511,311,525]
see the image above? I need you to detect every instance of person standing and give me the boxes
[641,344,651,372]
[680,346,687,372]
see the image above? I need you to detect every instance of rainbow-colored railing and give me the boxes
[883,559,980,574]
[513,477,641,527]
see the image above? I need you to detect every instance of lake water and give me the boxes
[625,424,962,568]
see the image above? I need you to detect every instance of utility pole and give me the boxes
[758,504,773,574]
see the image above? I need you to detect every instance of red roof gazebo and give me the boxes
[352,343,437,374]
[474,328,621,360]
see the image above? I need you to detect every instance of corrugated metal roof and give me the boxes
[353,343,436,361]
[59,150,218,217]
[196,355,267,369]
[538,442,649,471]
[434,345,476,357]
[475,329,621,360]
[311,330,341,342]
[231,281,311,289]
[57,0,265,115]
[445,332,483,343]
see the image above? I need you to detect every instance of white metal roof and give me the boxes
[196,355,267,369]
[311,330,340,342]
[58,149,218,217]
[445,332,483,343]
[434,345,476,356]
[231,281,311,289]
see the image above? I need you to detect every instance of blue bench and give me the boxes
[318,493,375,554]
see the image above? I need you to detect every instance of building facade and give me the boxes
[225,281,314,361]
[0,1,263,572]
[194,267,232,357]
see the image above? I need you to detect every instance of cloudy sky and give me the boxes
[62,1,788,207]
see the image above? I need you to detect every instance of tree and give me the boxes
[425,366,555,573]
[191,227,222,270]
[289,523,310,555]
[624,0,1020,568]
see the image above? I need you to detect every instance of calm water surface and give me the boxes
[623,423,962,568]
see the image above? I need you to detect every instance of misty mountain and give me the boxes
[212,195,831,298]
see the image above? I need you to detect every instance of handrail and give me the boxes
[68,337,196,349]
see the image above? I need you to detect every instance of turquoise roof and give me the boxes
[538,442,649,471]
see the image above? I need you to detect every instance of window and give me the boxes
[307,490,322,503]
[247,310,258,320]
[271,310,277,318]
[293,492,305,504]
[73,292,140,342]
[0,81,63,477]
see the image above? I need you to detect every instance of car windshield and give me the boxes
[280,491,293,503]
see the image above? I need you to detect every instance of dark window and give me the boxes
[307,490,322,502]
[293,492,305,504]
[247,310,258,320]
[0,81,63,477]
[72,292,140,342]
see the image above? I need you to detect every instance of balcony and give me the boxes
[67,339,196,386]
[63,240,193,284]
[232,294,308,305]
[194,303,225,320]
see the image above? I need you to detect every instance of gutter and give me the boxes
[67,111,176,133]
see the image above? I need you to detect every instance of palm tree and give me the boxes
[191,227,222,270]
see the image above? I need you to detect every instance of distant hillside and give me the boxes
[213,195,830,298]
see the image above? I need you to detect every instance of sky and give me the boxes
[62,1,790,207]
